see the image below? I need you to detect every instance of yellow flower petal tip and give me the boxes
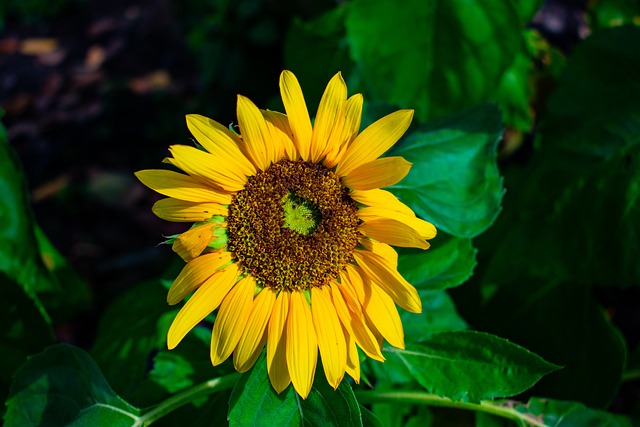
[136,70,436,398]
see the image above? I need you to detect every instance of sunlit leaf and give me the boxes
[389,104,504,238]
[398,233,477,291]
[345,0,521,122]
[384,330,560,403]
[0,117,57,304]
[228,353,362,427]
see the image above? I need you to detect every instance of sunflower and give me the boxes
[136,71,436,398]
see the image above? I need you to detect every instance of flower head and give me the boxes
[136,71,436,398]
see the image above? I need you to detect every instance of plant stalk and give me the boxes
[136,372,242,426]
[355,390,548,427]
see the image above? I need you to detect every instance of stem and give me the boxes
[355,390,548,427]
[136,372,242,426]
[622,369,640,383]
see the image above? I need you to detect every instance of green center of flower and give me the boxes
[282,193,320,236]
[226,160,360,292]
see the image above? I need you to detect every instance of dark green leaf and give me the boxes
[91,280,173,404]
[0,117,56,308]
[389,104,504,238]
[228,353,362,427]
[4,344,140,427]
[345,0,521,122]
[384,330,560,403]
[492,46,534,131]
[360,404,384,427]
[476,281,626,408]
[401,290,468,343]
[284,5,354,110]
[398,233,477,291]
[588,0,640,32]
[509,0,545,24]
[0,272,53,412]
[33,225,91,320]
[514,397,636,427]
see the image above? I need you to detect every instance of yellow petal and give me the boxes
[210,275,256,365]
[311,287,347,390]
[354,250,422,313]
[344,329,360,384]
[329,285,384,362]
[234,287,277,372]
[185,114,256,177]
[310,72,347,163]
[359,238,398,268]
[359,207,436,248]
[337,109,414,176]
[362,281,404,349]
[167,251,234,305]
[351,189,414,216]
[237,95,278,171]
[135,170,233,204]
[280,70,312,161]
[152,198,227,223]
[169,145,248,192]
[172,222,218,262]
[286,290,317,399]
[167,263,239,349]
[267,290,291,394]
[343,157,412,191]
[262,109,296,160]
[324,94,363,168]
[339,266,364,306]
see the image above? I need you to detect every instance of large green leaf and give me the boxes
[0,117,57,299]
[401,290,468,344]
[389,104,504,238]
[398,233,477,292]
[384,330,559,403]
[345,0,521,122]
[513,397,636,427]
[4,344,140,427]
[228,353,362,426]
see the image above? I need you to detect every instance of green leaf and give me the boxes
[389,104,504,238]
[0,116,57,305]
[228,353,363,427]
[588,0,640,32]
[345,0,521,122]
[398,233,477,291]
[476,281,627,408]
[514,397,636,427]
[4,344,140,426]
[284,4,354,110]
[90,280,172,404]
[0,272,53,412]
[33,225,91,320]
[401,290,468,344]
[491,46,534,131]
[384,330,560,403]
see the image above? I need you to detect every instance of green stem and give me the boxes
[136,372,242,426]
[622,369,640,383]
[355,390,548,427]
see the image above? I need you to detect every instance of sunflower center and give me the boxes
[226,159,359,292]
[282,193,320,236]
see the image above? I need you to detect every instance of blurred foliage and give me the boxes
[2,0,640,426]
